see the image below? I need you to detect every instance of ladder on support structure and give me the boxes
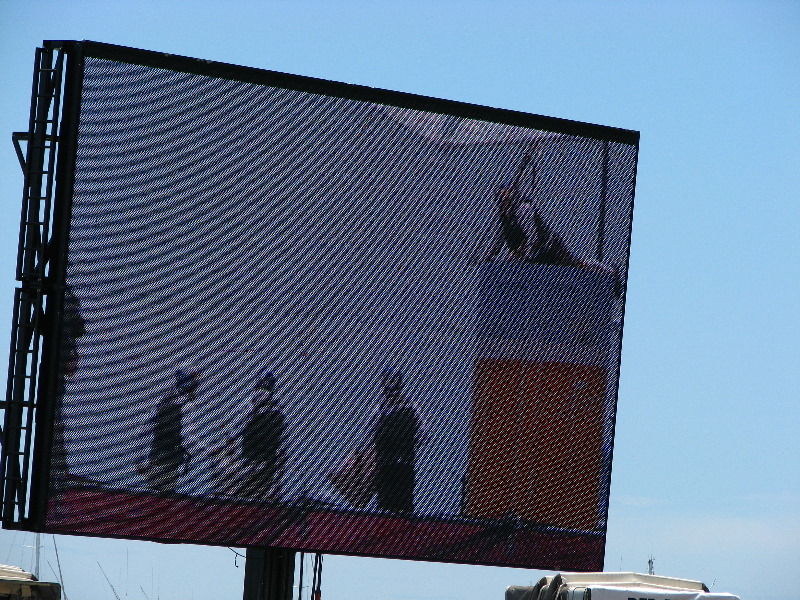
[2,45,65,527]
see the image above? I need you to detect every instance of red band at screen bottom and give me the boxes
[46,487,604,570]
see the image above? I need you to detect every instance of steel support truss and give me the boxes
[2,45,65,527]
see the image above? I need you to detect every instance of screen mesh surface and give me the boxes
[45,51,638,570]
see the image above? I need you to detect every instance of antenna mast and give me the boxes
[34,533,41,580]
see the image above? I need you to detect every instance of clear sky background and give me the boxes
[0,2,798,600]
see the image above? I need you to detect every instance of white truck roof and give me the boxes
[0,564,36,581]
[507,572,739,600]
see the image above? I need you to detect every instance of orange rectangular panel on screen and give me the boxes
[465,359,605,530]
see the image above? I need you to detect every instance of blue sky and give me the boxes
[0,2,798,600]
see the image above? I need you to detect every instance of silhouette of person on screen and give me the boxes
[50,285,86,489]
[141,367,195,493]
[236,370,286,500]
[373,368,420,516]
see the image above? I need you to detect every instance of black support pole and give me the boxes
[242,547,295,600]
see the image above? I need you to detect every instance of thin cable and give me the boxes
[4,531,17,563]
[311,553,323,600]
[311,554,318,600]
[98,562,122,600]
[52,536,68,600]
[316,554,323,599]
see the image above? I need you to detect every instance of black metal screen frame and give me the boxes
[3,41,640,566]
[76,41,638,145]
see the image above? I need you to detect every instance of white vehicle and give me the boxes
[0,564,61,600]
[506,572,739,600]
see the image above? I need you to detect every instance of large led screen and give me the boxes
[41,42,638,570]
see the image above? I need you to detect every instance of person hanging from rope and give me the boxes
[486,150,582,267]
[486,153,531,260]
